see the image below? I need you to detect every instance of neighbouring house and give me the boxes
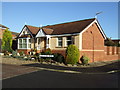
[112,39,120,45]
[17,18,120,62]
[0,24,19,52]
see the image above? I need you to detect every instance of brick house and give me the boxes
[0,24,19,52]
[18,18,118,62]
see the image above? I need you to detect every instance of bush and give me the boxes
[41,48,52,60]
[105,38,116,46]
[80,55,90,65]
[52,53,65,63]
[12,50,17,57]
[65,44,80,65]
[42,48,52,55]
[19,51,24,56]
[3,51,9,56]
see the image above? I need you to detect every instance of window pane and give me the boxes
[28,44,31,48]
[28,39,31,43]
[19,39,22,43]
[19,44,22,48]
[58,37,62,47]
[58,37,62,40]
[23,39,27,43]
[67,36,72,40]
[67,41,72,46]
[58,41,62,46]
[22,44,27,48]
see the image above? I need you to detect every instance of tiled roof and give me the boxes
[42,28,54,35]
[0,24,9,29]
[25,18,96,36]
[26,25,40,36]
[44,18,96,35]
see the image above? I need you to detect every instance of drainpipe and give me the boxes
[90,31,94,62]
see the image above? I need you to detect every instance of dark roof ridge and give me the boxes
[44,18,96,27]
[25,25,40,28]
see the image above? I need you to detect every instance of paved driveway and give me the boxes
[2,64,39,79]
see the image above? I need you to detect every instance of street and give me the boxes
[2,63,119,88]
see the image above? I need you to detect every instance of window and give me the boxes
[28,39,31,48]
[66,36,72,46]
[18,38,31,49]
[23,39,27,48]
[58,37,62,47]
[19,39,22,48]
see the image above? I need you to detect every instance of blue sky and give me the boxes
[2,2,118,39]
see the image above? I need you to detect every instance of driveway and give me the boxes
[2,64,39,80]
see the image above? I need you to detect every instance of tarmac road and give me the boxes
[2,64,119,88]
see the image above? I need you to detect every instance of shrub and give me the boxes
[43,48,52,55]
[105,38,116,46]
[80,55,90,65]
[12,50,17,57]
[19,51,24,56]
[41,48,52,60]
[52,53,65,63]
[2,51,9,56]
[65,44,80,65]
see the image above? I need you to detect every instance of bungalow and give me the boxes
[17,18,108,62]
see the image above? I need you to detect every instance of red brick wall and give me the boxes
[17,49,32,55]
[80,51,105,62]
[82,23,104,50]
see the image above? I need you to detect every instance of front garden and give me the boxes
[1,45,90,67]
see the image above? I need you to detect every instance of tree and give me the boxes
[2,28,13,52]
[105,37,116,46]
[65,44,80,65]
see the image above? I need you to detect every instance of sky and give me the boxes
[1,2,119,39]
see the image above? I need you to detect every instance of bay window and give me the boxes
[18,38,31,49]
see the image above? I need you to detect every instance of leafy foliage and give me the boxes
[52,53,65,63]
[19,51,24,56]
[12,50,17,57]
[65,44,80,65]
[80,55,90,65]
[2,28,13,52]
[105,38,116,46]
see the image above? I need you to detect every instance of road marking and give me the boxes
[107,70,120,74]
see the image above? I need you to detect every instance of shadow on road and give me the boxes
[21,61,120,73]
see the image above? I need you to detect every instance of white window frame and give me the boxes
[18,38,31,49]
[57,37,63,47]
[66,36,72,46]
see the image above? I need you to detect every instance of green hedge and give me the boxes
[80,55,90,65]
[65,44,80,65]
[52,53,65,63]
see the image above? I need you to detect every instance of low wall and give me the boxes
[104,46,120,61]
[52,46,120,63]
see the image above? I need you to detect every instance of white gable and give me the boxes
[36,29,46,37]
[18,26,33,37]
